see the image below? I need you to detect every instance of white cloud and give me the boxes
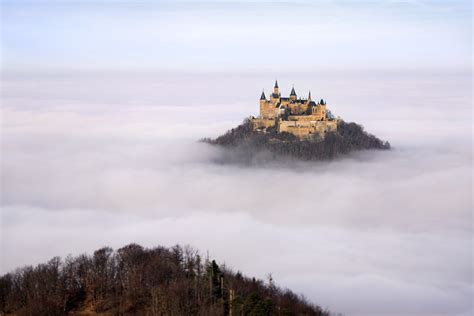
[1,70,472,316]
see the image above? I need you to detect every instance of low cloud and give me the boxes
[1,71,472,316]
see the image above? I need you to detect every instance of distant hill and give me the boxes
[203,119,390,163]
[0,244,329,316]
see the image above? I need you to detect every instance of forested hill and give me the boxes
[203,119,390,163]
[0,244,329,316]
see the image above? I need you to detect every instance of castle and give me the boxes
[250,81,338,139]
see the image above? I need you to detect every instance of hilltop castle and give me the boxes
[250,81,338,139]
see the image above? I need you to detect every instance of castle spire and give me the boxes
[273,80,280,97]
[290,85,296,96]
[289,85,297,101]
[308,90,312,101]
[260,90,266,100]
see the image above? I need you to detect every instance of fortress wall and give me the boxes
[289,105,325,120]
[288,115,325,122]
[260,101,275,119]
[287,103,305,115]
[278,120,338,139]
[311,105,325,118]
[278,120,297,129]
[251,118,275,130]
[285,126,314,139]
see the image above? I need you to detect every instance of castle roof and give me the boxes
[290,86,296,96]
[274,80,279,88]
[260,91,266,100]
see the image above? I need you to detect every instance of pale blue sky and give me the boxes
[1,0,472,71]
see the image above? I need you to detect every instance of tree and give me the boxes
[0,244,330,316]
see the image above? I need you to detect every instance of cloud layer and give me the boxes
[1,70,472,316]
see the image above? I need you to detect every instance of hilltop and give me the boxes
[203,81,390,162]
[0,244,329,316]
[204,119,390,163]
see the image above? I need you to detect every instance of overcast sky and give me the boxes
[2,0,472,71]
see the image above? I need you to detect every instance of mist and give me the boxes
[1,70,472,316]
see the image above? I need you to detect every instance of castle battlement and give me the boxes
[250,81,337,139]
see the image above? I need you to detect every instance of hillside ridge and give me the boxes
[0,243,329,316]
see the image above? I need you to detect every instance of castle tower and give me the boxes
[320,98,327,120]
[290,85,297,101]
[271,80,281,103]
[260,90,266,105]
[259,90,272,119]
[260,90,267,116]
[273,80,280,95]
[308,91,312,101]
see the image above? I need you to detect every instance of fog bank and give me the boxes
[1,70,472,316]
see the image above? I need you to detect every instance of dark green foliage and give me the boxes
[204,119,390,162]
[0,244,329,316]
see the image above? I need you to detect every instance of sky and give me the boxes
[1,0,472,71]
[1,1,473,316]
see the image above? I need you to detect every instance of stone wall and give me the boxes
[311,104,326,120]
[287,114,325,122]
[287,102,308,115]
[251,118,276,130]
[260,101,275,119]
[278,120,337,139]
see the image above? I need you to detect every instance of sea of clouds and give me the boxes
[1,70,472,316]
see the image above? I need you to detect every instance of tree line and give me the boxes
[0,243,330,316]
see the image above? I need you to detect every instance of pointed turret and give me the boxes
[259,89,270,118]
[290,85,297,101]
[308,90,312,101]
[290,86,296,96]
[272,80,280,100]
